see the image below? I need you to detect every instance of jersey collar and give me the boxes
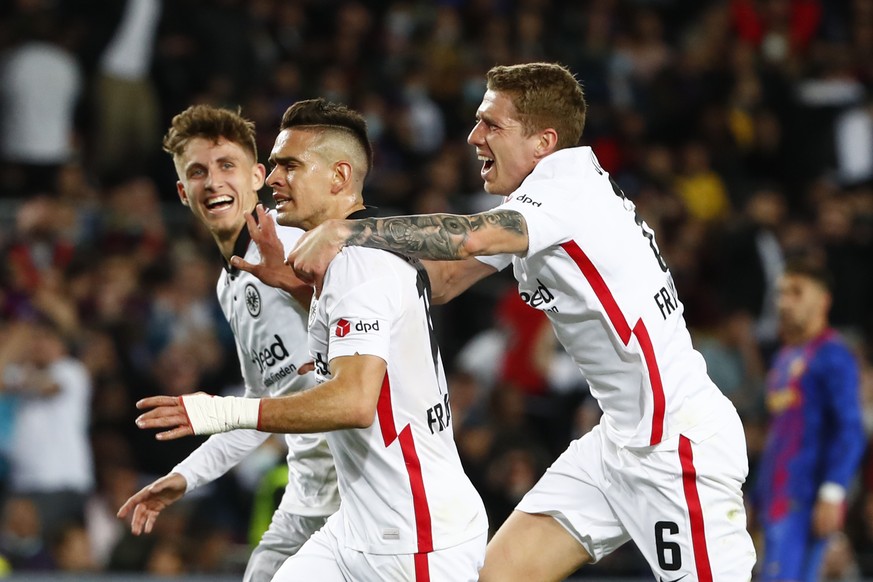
[223,208,258,275]
[346,206,379,219]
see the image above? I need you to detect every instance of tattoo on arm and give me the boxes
[345,211,526,260]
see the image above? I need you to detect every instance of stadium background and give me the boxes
[1,0,872,578]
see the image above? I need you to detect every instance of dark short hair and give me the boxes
[163,105,257,161]
[783,257,834,292]
[280,98,373,174]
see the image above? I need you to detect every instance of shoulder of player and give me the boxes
[531,146,596,181]
[216,261,300,314]
[323,247,408,289]
[812,335,858,369]
[272,221,306,250]
[506,147,599,206]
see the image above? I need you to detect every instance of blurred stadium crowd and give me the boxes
[1,0,873,578]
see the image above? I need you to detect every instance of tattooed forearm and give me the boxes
[344,210,526,260]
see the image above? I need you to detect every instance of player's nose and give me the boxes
[467,121,485,145]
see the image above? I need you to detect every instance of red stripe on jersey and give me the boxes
[679,436,713,582]
[375,374,435,562]
[414,553,431,581]
[560,241,666,445]
[377,374,397,446]
[560,241,632,343]
[400,424,434,552]
[632,321,665,444]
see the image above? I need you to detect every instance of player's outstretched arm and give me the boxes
[116,473,187,535]
[135,355,386,438]
[288,210,529,289]
[135,393,261,440]
[230,205,313,306]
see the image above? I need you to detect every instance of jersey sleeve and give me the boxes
[321,250,397,364]
[475,253,512,271]
[173,429,271,492]
[499,181,576,258]
[816,343,865,489]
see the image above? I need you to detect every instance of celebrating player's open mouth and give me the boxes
[479,153,495,180]
[202,194,235,213]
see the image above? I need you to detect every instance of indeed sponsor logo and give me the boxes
[520,278,556,309]
[251,334,289,373]
[515,193,542,207]
[264,362,299,388]
[335,318,380,338]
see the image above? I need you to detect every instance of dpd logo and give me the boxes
[515,193,542,207]
[245,283,261,317]
[335,319,351,337]
[354,320,380,332]
[335,318,381,337]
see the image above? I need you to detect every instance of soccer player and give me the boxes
[116,105,339,582]
[134,99,488,581]
[284,63,757,580]
[755,259,864,582]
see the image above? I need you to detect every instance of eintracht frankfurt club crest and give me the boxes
[244,283,261,317]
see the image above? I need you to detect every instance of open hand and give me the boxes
[117,472,187,535]
[135,395,197,440]
[230,205,291,288]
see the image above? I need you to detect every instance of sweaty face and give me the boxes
[776,273,830,341]
[175,138,263,242]
[268,129,335,231]
[467,89,543,196]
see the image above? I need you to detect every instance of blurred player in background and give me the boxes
[134,99,488,581]
[116,105,339,582]
[755,259,865,582]
[286,62,757,581]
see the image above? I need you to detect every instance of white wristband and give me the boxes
[818,482,846,504]
[180,394,261,435]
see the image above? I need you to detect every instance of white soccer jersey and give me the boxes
[176,212,339,518]
[309,241,488,555]
[497,147,732,448]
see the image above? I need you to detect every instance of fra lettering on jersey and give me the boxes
[654,280,679,320]
[427,393,452,434]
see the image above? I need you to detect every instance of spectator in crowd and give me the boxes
[0,10,82,197]
[92,0,163,180]
[0,320,94,537]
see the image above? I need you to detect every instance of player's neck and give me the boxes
[342,201,367,219]
[214,221,247,262]
[786,319,829,346]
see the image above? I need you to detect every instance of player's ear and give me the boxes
[252,162,267,191]
[331,160,353,193]
[535,129,559,159]
[822,290,833,315]
[176,181,190,206]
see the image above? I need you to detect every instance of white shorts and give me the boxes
[517,409,756,580]
[271,512,486,582]
[243,509,330,582]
